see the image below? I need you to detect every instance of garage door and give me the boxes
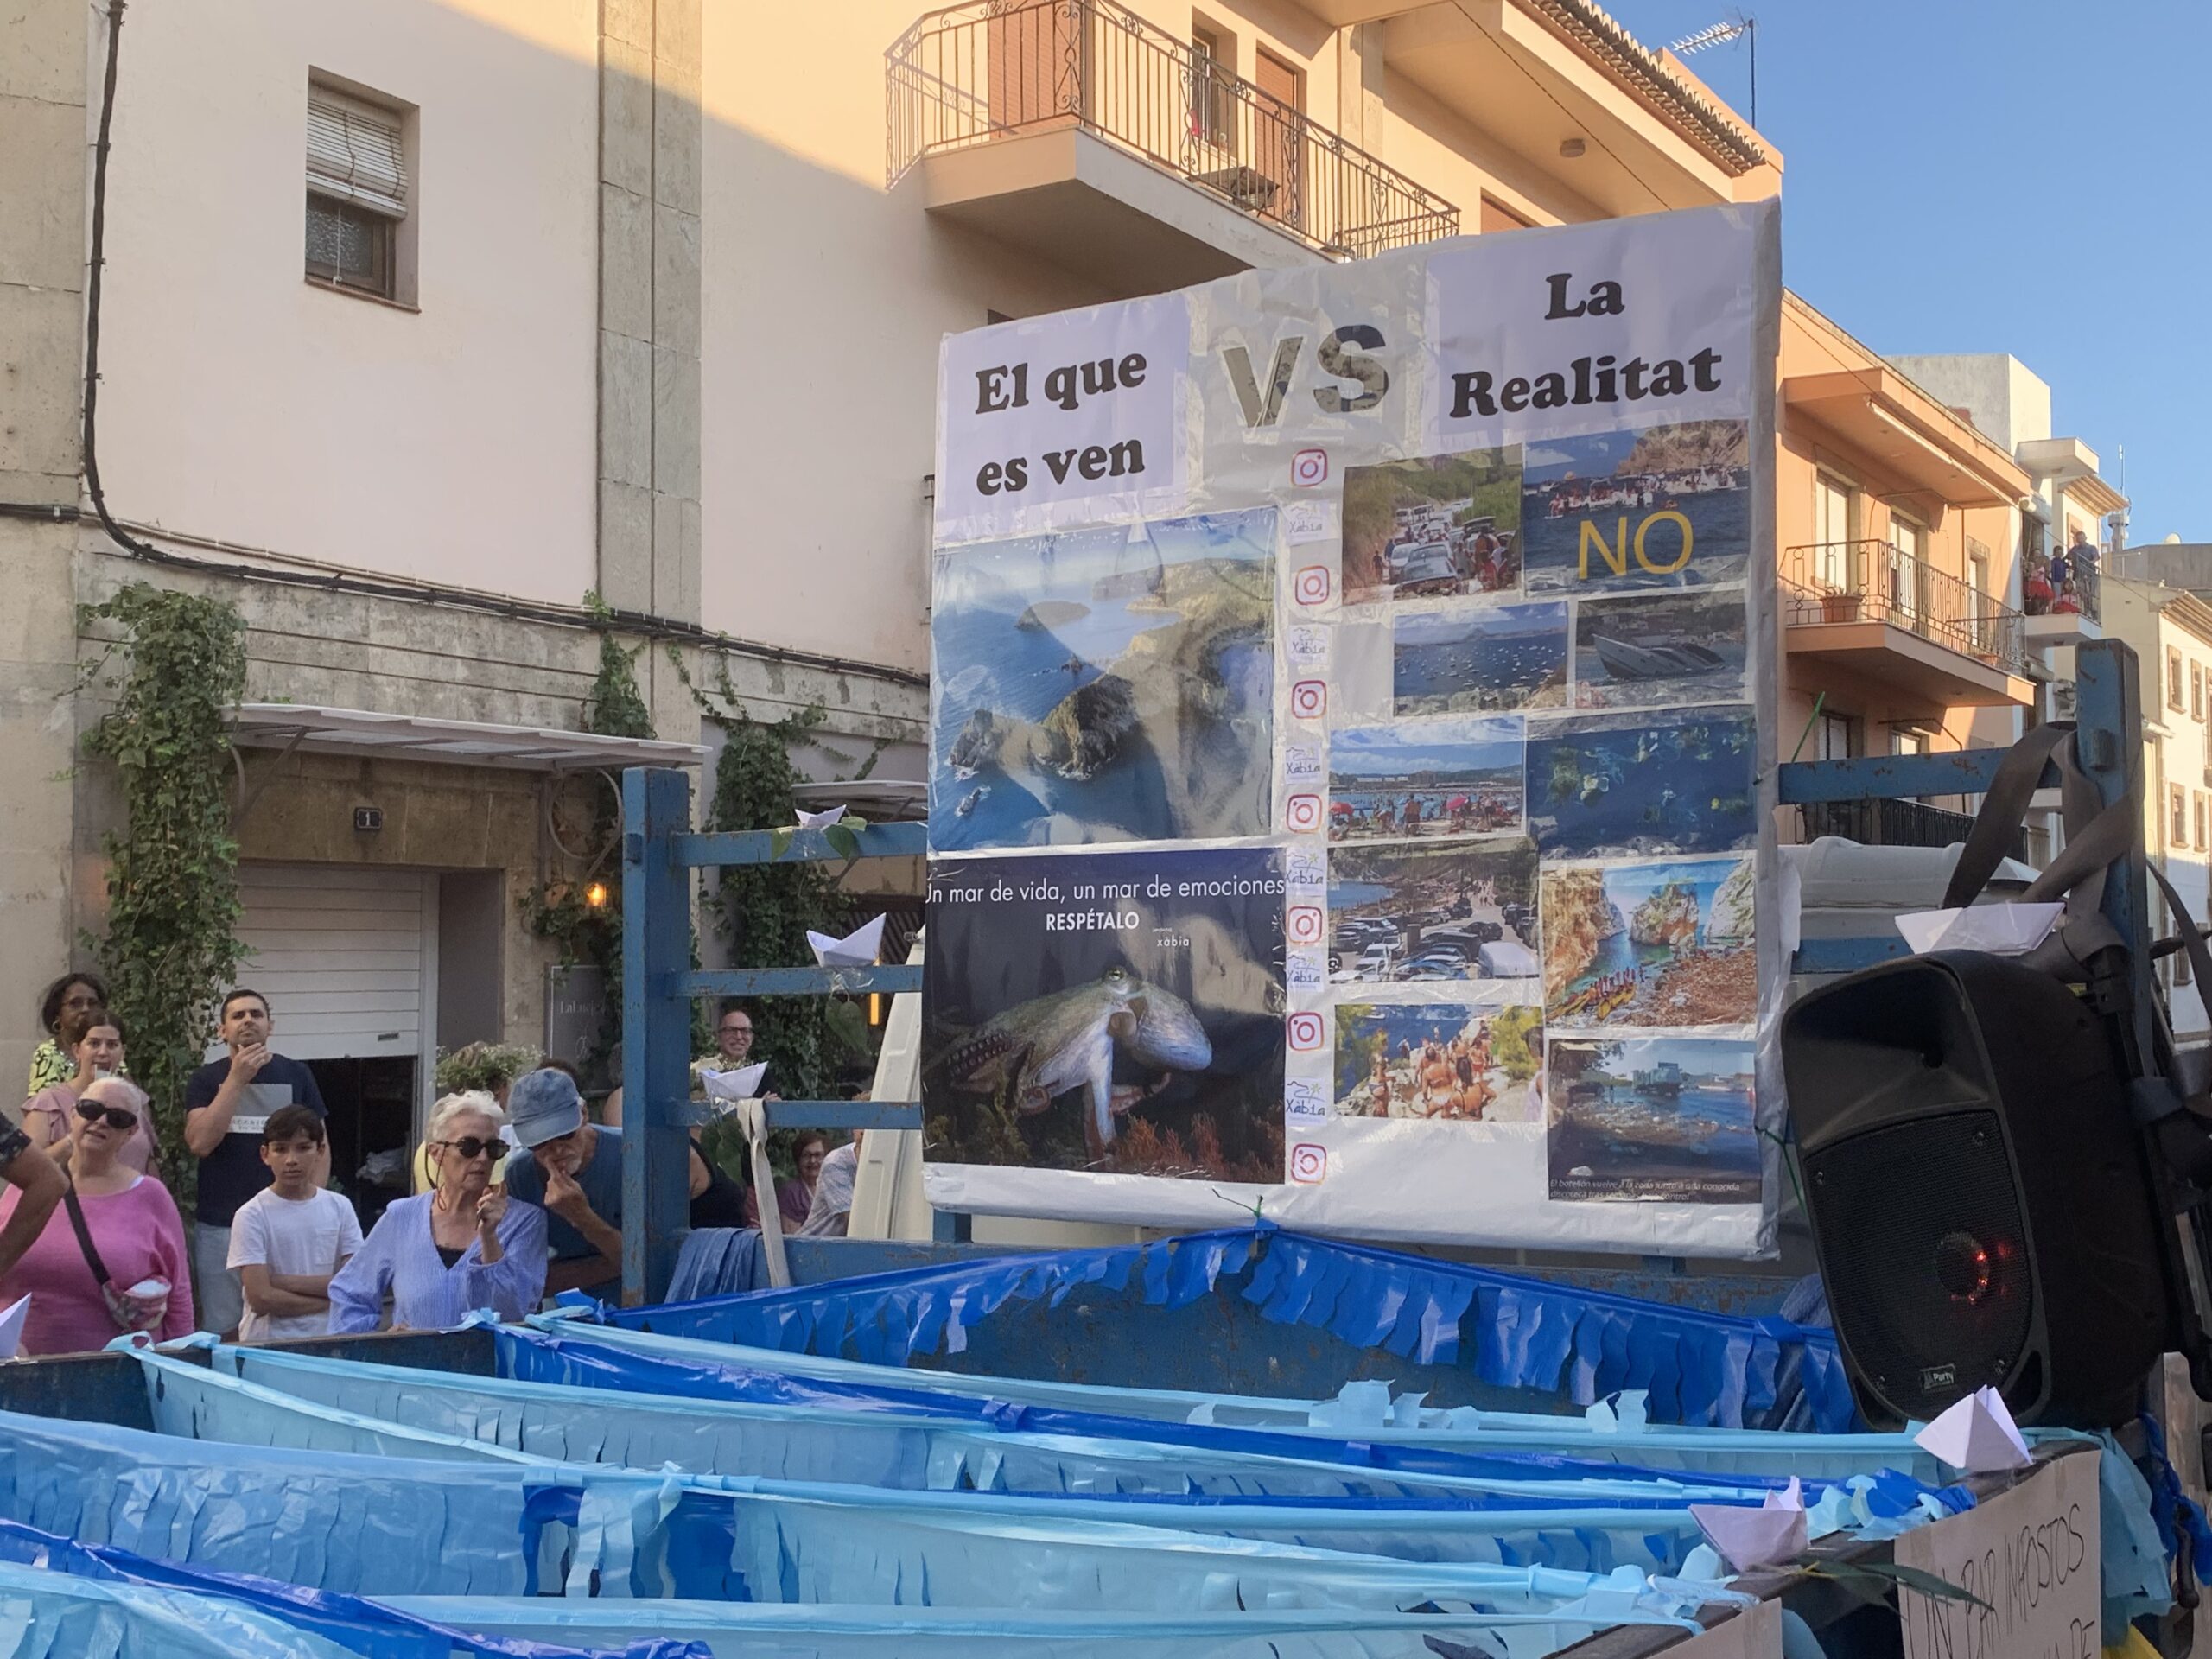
[234,864,433,1064]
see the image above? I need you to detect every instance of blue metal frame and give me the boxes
[618,640,2149,1304]
[1777,637,2146,991]
[620,784,932,1305]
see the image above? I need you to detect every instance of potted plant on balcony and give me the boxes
[1819,588,1861,624]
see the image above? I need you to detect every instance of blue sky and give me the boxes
[1613,2,2206,542]
[1332,716,1523,778]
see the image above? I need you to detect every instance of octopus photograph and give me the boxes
[922,847,1287,1179]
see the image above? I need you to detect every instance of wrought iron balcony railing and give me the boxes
[1798,797,2027,862]
[2023,549,2101,623]
[1783,539,2031,678]
[887,0,1460,260]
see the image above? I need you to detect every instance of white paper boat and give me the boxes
[1913,1385,2031,1473]
[809,914,887,968]
[794,806,847,830]
[1688,1477,1808,1572]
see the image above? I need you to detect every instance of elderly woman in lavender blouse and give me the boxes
[328,1091,546,1332]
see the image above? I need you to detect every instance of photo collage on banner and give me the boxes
[923,203,1782,1251]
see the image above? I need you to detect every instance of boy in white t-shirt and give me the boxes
[225,1105,363,1342]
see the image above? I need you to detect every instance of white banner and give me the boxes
[924,203,1784,1255]
[935,294,1192,544]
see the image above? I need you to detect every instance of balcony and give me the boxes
[887,0,1459,292]
[2022,550,2102,646]
[1783,540,2034,710]
[1799,797,2026,862]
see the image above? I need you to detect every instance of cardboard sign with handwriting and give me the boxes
[1895,1449,2101,1659]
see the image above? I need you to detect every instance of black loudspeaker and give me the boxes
[1782,950,2172,1428]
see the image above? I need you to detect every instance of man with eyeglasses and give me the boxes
[181,989,327,1337]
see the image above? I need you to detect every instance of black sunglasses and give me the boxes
[435,1136,501,1161]
[74,1100,138,1132]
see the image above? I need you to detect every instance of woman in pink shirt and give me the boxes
[0,1077,192,1354]
[18,1007,158,1175]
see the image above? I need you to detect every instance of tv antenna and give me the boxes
[1669,15,1757,129]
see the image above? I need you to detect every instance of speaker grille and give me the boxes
[1804,1109,2033,1419]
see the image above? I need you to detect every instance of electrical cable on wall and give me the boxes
[5,0,925,696]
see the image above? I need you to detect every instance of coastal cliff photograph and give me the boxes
[1539,855,1756,1028]
[1525,708,1758,857]
[1573,589,1748,711]
[929,509,1275,850]
[1521,421,1751,595]
[1341,445,1523,604]
[1546,1035,1760,1204]
[922,848,1287,1181]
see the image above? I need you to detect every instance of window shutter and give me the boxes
[307,89,407,219]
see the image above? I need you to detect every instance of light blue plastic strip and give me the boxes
[103,1357,1750,1601]
[523,1319,1936,1484]
[135,1352,1714,1580]
[0,1404,645,1599]
[212,1343,1886,1507]
[0,1512,1726,1659]
[0,1560,369,1659]
[378,1598,1711,1659]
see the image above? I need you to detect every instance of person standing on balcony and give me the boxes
[2067,526,2099,577]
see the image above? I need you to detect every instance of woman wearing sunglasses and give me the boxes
[0,1077,192,1354]
[19,1007,157,1175]
[328,1091,546,1332]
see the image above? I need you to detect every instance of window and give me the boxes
[2172,648,2188,713]
[2175,785,2191,848]
[2196,792,2208,852]
[1967,537,1993,652]
[1891,729,1929,759]
[1479,195,1534,233]
[1816,713,1856,761]
[1190,23,1234,146]
[1886,514,1926,620]
[1250,48,1304,232]
[1813,474,1853,590]
[305,84,409,302]
[2196,662,2205,723]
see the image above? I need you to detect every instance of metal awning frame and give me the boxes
[230,703,709,774]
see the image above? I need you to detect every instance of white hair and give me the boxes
[80,1077,148,1115]
[426,1090,505,1143]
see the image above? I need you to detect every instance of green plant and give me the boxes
[678,653,878,1103]
[435,1041,543,1096]
[580,590,652,740]
[77,582,249,1195]
[517,595,649,1057]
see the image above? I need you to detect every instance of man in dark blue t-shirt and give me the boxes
[500,1067,625,1298]
[183,988,327,1336]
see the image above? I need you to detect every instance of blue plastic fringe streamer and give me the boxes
[0,1520,709,1658]
[591,1226,1853,1432]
